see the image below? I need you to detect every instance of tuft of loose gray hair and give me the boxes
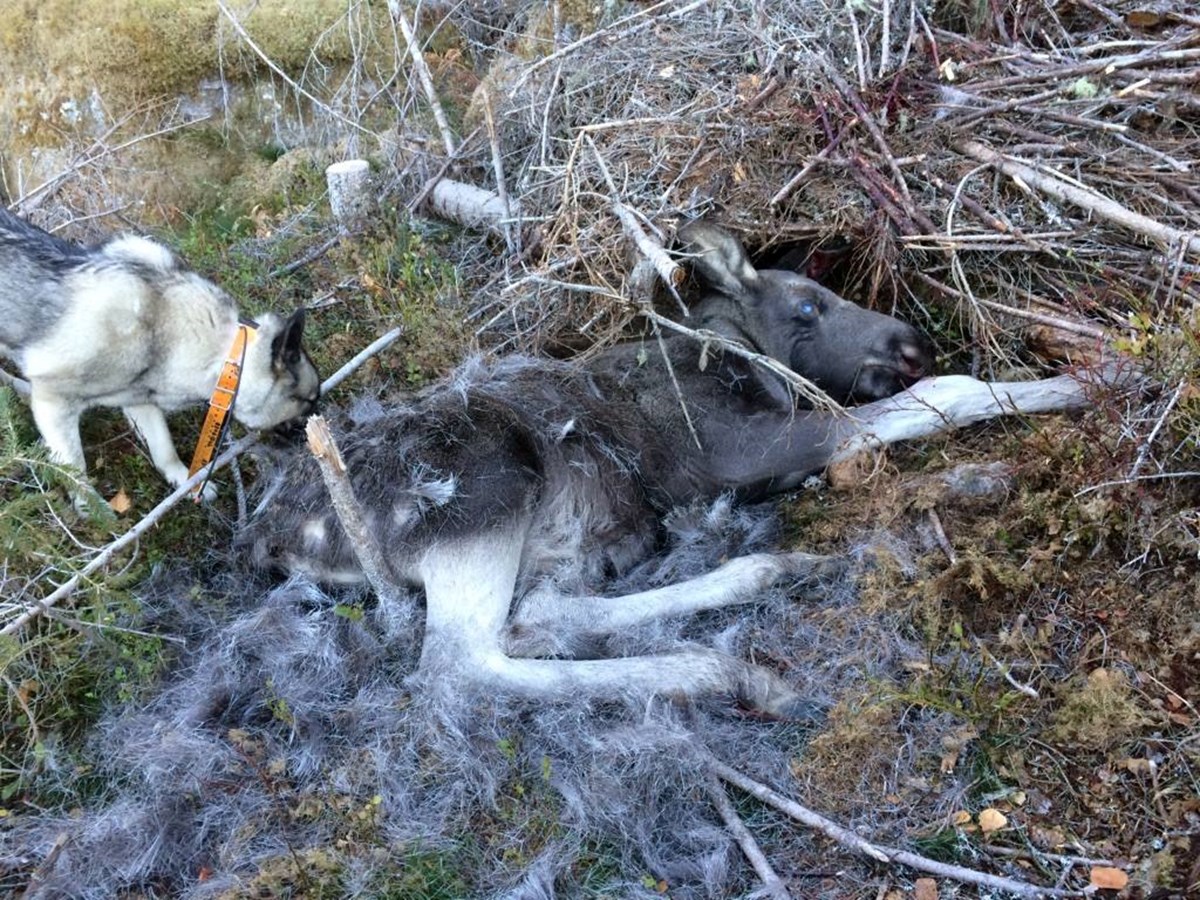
[4,502,975,898]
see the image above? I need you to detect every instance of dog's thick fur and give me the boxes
[0,208,319,499]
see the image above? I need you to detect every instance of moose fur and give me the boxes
[244,222,1094,718]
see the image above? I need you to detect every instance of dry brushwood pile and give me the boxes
[3,0,1200,898]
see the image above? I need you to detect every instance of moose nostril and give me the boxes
[897,340,932,379]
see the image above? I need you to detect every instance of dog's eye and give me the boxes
[795,300,819,322]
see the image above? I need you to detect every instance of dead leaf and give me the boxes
[978,808,1008,833]
[1089,866,1129,890]
[1125,9,1165,27]
[1121,757,1154,776]
[827,449,884,491]
[913,877,938,900]
[108,489,132,514]
[1030,825,1067,849]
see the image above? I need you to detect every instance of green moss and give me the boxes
[1047,668,1153,751]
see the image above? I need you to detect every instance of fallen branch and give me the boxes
[307,416,406,613]
[425,178,522,237]
[390,1,457,158]
[709,759,1081,897]
[0,327,403,636]
[705,774,793,900]
[584,136,685,302]
[957,140,1200,257]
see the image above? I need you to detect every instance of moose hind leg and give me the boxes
[417,535,822,720]
[493,650,822,721]
[507,550,841,657]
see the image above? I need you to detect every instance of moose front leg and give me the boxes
[711,371,1103,497]
[839,372,1097,460]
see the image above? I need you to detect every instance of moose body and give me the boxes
[247,222,1092,717]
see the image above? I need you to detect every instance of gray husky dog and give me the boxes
[0,208,320,501]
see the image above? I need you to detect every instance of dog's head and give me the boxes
[234,309,320,430]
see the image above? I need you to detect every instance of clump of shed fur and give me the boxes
[2,498,980,898]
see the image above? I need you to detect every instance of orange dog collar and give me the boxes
[187,323,255,498]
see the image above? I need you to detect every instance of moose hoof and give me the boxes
[779,552,847,596]
[756,690,829,723]
[740,668,828,722]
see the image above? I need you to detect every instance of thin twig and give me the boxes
[911,271,1108,340]
[217,1,376,137]
[511,0,710,91]
[709,759,1081,898]
[11,106,204,212]
[1127,380,1186,480]
[269,232,344,278]
[705,774,793,900]
[482,88,517,255]
[771,116,859,207]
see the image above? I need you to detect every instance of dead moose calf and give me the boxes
[245,221,1090,718]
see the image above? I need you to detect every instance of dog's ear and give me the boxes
[271,309,307,369]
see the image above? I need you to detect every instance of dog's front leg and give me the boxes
[30,386,86,472]
[124,404,217,502]
[29,386,99,510]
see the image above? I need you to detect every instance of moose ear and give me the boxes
[271,308,307,368]
[676,220,761,300]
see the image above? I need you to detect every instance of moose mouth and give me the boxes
[856,343,933,399]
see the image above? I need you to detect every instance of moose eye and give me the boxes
[795,299,819,322]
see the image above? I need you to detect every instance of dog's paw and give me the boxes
[186,479,219,503]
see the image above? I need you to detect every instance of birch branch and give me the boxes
[389,1,457,157]
[709,760,1082,898]
[958,139,1200,257]
[705,774,793,900]
[584,136,685,300]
